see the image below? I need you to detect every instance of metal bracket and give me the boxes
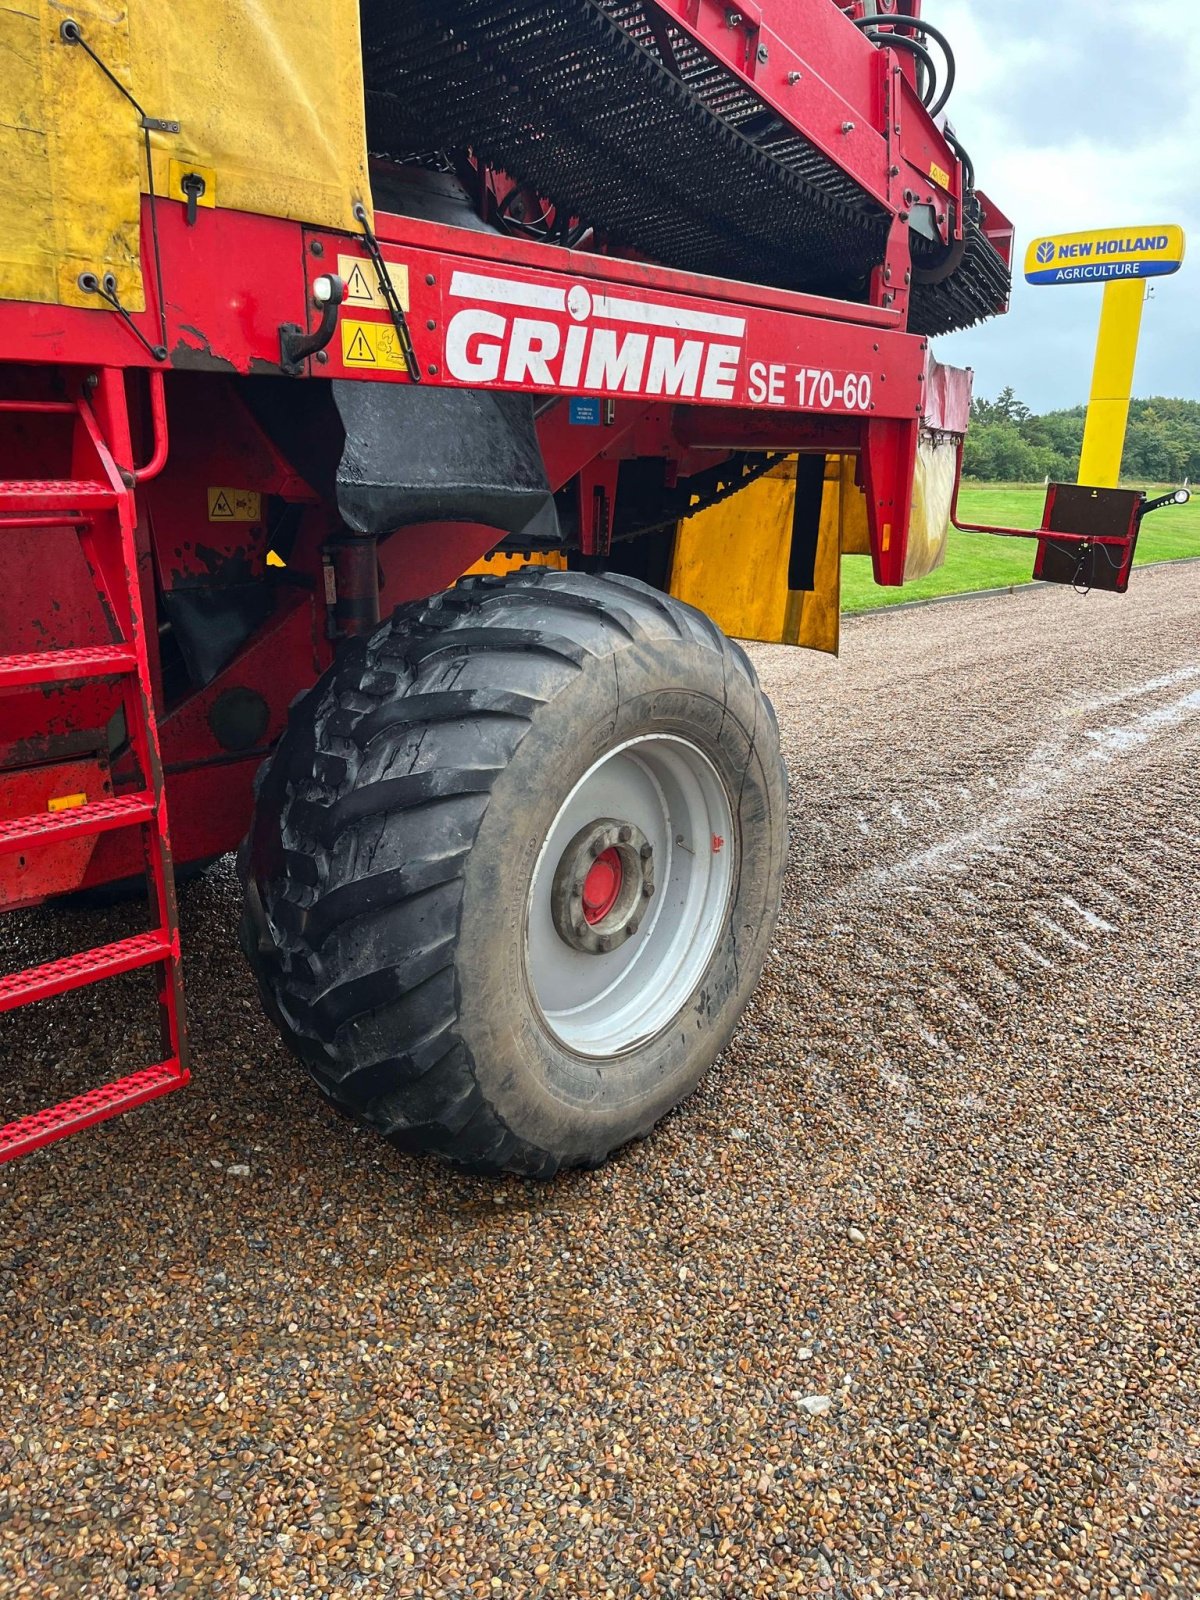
[280,274,347,377]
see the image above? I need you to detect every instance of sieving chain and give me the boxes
[360,0,1009,336]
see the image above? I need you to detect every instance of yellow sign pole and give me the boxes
[1076,279,1146,489]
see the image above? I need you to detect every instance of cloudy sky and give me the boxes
[920,1,1198,413]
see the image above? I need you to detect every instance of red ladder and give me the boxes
[0,371,189,1162]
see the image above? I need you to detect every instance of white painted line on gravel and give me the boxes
[1084,686,1200,757]
[1062,895,1116,933]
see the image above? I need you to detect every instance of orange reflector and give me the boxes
[47,793,87,813]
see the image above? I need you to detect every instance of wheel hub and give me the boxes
[551,817,654,954]
[582,848,623,924]
[526,735,735,1058]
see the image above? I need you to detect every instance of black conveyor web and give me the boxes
[360,0,1010,336]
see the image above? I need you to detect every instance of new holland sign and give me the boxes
[1024,225,1186,286]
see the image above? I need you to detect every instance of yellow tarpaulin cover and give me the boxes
[0,0,369,310]
[669,456,870,656]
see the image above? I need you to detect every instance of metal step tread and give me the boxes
[0,478,115,512]
[0,1058,188,1164]
[0,929,174,1012]
[0,793,156,855]
[0,643,138,686]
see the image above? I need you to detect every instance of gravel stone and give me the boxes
[2,570,1199,1597]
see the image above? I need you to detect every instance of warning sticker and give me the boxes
[207,487,262,521]
[338,255,410,312]
[340,318,409,372]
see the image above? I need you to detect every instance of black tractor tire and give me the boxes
[239,570,786,1177]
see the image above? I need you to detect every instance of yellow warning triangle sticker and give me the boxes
[210,490,234,518]
[345,263,376,303]
[346,327,377,364]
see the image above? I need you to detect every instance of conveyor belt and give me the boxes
[360,0,1009,336]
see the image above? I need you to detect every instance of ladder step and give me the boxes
[0,1058,188,1164]
[0,644,137,689]
[0,478,115,514]
[0,929,173,1012]
[0,793,156,856]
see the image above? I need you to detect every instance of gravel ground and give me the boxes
[1,566,1198,1600]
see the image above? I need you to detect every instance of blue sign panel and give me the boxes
[568,397,602,426]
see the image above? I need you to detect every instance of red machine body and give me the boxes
[0,0,1015,1159]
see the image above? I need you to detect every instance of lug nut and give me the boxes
[618,825,632,843]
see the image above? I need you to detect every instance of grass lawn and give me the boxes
[841,482,1200,615]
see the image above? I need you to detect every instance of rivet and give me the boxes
[310,240,324,257]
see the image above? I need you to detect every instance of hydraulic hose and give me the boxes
[852,13,957,117]
[864,29,938,109]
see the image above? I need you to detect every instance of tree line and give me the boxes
[963,389,1200,483]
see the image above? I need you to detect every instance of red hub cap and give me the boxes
[582,847,623,924]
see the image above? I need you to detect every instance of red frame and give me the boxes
[0,0,1012,909]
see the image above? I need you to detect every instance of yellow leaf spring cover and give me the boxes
[0,0,370,310]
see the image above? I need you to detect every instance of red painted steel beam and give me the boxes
[301,227,928,422]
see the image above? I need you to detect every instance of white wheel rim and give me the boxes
[525,734,735,1058]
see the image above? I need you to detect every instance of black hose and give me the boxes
[864,28,938,109]
[942,125,975,194]
[852,12,957,117]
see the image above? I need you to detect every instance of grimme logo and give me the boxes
[1036,240,1055,265]
[443,271,746,401]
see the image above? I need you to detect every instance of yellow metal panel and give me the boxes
[836,456,872,555]
[669,457,848,655]
[132,0,370,236]
[1,1,369,308]
[671,460,795,642]
[1078,279,1146,489]
[0,7,55,303]
[787,459,842,654]
[0,1,143,309]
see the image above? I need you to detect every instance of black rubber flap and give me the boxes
[161,585,275,688]
[333,381,560,541]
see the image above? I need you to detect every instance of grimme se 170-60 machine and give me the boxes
[3,0,1095,1178]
